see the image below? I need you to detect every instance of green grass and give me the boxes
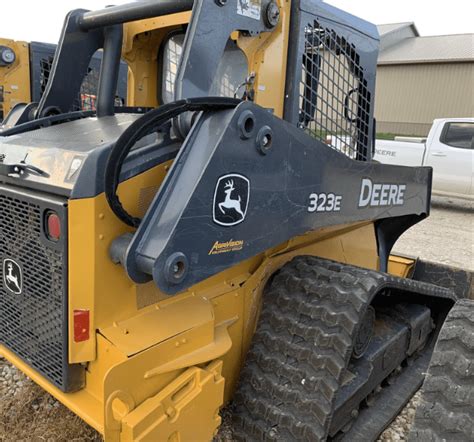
[376,132,397,140]
[376,133,426,141]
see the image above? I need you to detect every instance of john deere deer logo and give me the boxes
[220,179,245,218]
[213,174,250,226]
[3,259,23,295]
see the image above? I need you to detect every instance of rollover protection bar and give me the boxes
[31,0,194,120]
[79,0,194,30]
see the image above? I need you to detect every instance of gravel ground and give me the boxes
[393,196,473,271]
[1,196,472,441]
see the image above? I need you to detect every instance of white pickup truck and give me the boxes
[374,118,473,200]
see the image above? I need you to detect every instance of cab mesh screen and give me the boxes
[299,21,371,161]
[39,55,100,112]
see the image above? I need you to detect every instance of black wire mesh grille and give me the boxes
[39,55,100,112]
[299,21,372,161]
[39,55,53,98]
[0,194,66,388]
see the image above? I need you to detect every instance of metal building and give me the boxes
[375,23,474,136]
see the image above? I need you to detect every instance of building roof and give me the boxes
[377,22,419,37]
[378,33,474,65]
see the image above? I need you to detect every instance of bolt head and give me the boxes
[265,2,280,28]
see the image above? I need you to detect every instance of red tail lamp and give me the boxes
[74,310,90,342]
[45,211,61,241]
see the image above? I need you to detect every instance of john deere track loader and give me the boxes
[0,1,472,441]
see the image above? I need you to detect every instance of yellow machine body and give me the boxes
[0,3,421,441]
[1,161,414,439]
[0,38,31,119]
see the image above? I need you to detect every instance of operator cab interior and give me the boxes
[160,33,249,103]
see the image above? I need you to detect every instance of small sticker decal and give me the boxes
[237,0,261,20]
[213,174,250,226]
[66,156,84,182]
[209,239,245,255]
[3,258,23,295]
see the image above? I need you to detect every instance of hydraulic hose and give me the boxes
[104,97,241,228]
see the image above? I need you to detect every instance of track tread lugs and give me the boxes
[232,256,374,441]
[409,299,474,442]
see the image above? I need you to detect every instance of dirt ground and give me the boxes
[1,196,472,441]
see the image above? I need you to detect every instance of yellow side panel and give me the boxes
[100,321,230,440]
[68,162,172,363]
[388,255,416,278]
[120,361,224,442]
[0,39,31,116]
[100,295,214,356]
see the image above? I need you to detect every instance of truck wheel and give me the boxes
[409,299,474,441]
[231,256,373,441]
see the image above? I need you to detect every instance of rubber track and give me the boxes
[409,299,474,442]
[232,256,454,441]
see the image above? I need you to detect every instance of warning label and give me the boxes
[237,0,261,21]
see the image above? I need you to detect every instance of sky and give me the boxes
[1,0,473,44]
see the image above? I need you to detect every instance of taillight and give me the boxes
[74,310,90,342]
[45,211,61,241]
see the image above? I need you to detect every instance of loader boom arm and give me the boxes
[112,101,431,294]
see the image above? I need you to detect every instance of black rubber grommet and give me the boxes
[238,110,256,139]
[256,125,273,155]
